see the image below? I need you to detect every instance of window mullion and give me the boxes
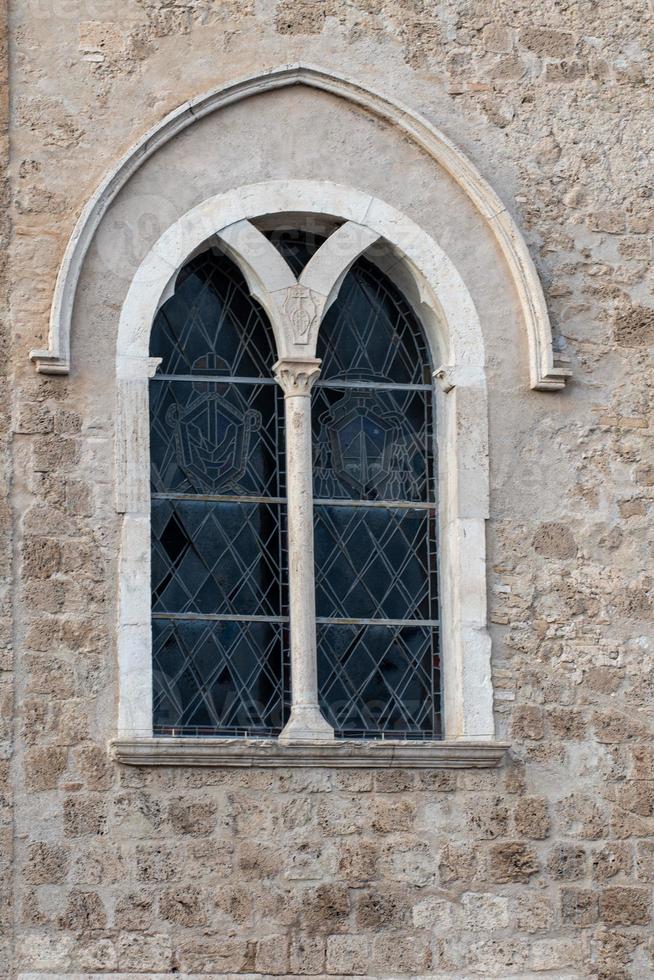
[273,357,334,742]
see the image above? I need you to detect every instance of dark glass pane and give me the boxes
[317,623,439,737]
[264,229,326,277]
[149,246,286,738]
[317,255,431,383]
[313,386,433,502]
[314,505,435,622]
[314,251,439,739]
[152,499,282,618]
[150,380,283,497]
[150,250,275,377]
[153,618,288,735]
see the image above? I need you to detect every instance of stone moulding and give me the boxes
[110,737,509,768]
[115,180,495,745]
[30,62,570,390]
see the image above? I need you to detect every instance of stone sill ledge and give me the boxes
[111,736,509,768]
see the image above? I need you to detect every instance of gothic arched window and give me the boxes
[146,231,440,741]
[149,250,287,735]
[314,255,440,737]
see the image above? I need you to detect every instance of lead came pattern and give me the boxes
[151,499,282,618]
[150,250,287,736]
[317,623,439,737]
[314,505,435,622]
[317,255,431,384]
[150,251,276,377]
[312,384,433,502]
[153,619,286,735]
[150,379,282,498]
[314,254,440,738]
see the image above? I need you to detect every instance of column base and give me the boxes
[279,704,334,742]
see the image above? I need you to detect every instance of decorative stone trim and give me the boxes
[30,63,569,390]
[114,181,495,745]
[434,364,457,392]
[114,182,496,745]
[111,737,509,768]
[273,356,321,396]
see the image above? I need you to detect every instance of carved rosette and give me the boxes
[273,357,321,396]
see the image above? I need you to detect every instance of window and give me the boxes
[113,180,499,763]
[148,233,441,740]
[313,255,440,738]
[149,251,288,736]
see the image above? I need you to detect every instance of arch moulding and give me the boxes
[31,62,570,391]
[112,179,507,765]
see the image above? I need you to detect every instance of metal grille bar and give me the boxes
[314,498,435,510]
[152,373,278,385]
[316,617,439,627]
[151,374,433,392]
[315,379,431,392]
[153,612,289,624]
[152,492,287,505]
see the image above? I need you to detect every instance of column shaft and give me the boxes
[274,358,334,742]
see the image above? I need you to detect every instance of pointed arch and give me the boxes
[30,63,569,389]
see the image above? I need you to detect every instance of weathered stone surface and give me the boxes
[5,1,654,976]
[600,886,652,926]
[488,842,540,883]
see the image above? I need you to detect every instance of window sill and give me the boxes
[110,736,509,768]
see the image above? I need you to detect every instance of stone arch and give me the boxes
[114,180,494,748]
[31,63,569,390]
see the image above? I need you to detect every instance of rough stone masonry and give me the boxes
[2,0,654,977]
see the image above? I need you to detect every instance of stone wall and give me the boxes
[6,1,654,977]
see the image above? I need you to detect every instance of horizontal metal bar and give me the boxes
[153,612,289,624]
[315,379,431,392]
[152,613,438,628]
[315,617,439,628]
[314,498,435,510]
[151,374,431,392]
[151,373,277,385]
[152,493,286,505]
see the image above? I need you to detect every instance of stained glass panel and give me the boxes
[150,248,287,735]
[314,505,435,622]
[152,499,282,618]
[317,623,440,738]
[150,380,283,498]
[312,385,433,502]
[317,255,431,384]
[150,250,275,377]
[314,252,440,738]
[153,618,287,735]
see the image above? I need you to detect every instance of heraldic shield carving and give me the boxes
[166,354,262,494]
[283,284,319,345]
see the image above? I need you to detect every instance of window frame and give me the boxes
[112,180,505,768]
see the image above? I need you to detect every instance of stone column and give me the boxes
[274,357,334,742]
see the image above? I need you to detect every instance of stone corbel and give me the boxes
[434,364,457,392]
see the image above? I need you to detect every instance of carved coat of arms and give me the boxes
[284,285,318,345]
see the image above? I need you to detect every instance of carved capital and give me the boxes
[273,357,321,396]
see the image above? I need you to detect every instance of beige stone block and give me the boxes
[326,934,371,974]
